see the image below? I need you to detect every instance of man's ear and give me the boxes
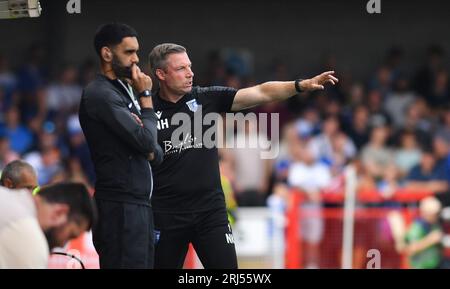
[101,47,113,63]
[49,203,69,228]
[155,68,165,81]
[2,178,14,189]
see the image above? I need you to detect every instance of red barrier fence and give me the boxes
[285,189,435,269]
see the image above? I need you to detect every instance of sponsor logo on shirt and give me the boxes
[163,133,203,155]
[155,105,281,159]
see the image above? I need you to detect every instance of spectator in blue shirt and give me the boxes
[0,107,33,154]
[405,149,448,194]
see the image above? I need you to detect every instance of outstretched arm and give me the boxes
[231,71,338,111]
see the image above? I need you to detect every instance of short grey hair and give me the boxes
[0,160,36,187]
[148,43,186,79]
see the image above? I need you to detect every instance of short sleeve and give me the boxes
[197,86,237,113]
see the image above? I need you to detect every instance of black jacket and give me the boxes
[79,74,162,205]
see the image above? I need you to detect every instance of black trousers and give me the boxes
[154,207,238,269]
[93,198,155,269]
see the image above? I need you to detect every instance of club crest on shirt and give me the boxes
[185,99,198,112]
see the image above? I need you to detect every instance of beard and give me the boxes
[111,55,132,79]
[44,227,62,250]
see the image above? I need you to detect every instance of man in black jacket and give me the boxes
[79,23,162,268]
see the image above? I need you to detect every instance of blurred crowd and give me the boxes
[0,44,96,190]
[211,45,450,269]
[1,43,449,269]
[0,44,449,207]
[216,45,450,210]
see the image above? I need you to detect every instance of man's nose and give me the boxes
[187,67,194,78]
[132,54,139,64]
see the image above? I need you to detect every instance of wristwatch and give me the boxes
[294,79,304,93]
[138,89,152,98]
